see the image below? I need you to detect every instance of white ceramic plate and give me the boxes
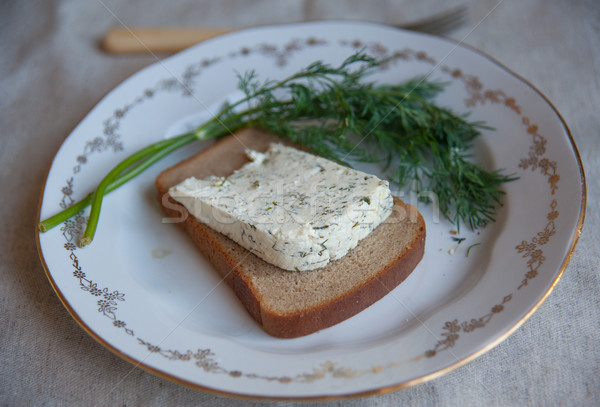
[37,21,585,400]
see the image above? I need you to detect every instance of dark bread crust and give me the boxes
[156,128,425,338]
[257,232,425,337]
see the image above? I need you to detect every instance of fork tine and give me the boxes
[398,5,469,35]
[412,13,469,35]
[402,7,467,33]
[407,8,468,34]
[404,5,468,29]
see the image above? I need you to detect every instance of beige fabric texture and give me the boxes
[1,0,598,405]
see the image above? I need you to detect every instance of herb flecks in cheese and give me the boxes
[169,143,393,271]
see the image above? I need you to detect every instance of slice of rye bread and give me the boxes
[156,128,426,338]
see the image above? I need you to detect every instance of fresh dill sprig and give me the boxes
[38,52,515,246]
[236,54,516,231]
[466,243,481,257]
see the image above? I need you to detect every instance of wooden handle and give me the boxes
[101,27,235,54]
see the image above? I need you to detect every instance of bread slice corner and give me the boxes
[156,128,425,338]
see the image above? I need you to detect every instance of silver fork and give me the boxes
[398,5,468,35]
[101,5,468,54]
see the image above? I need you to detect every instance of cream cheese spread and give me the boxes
[169,143,393,271]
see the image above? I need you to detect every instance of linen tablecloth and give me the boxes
[1,0,597,405]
